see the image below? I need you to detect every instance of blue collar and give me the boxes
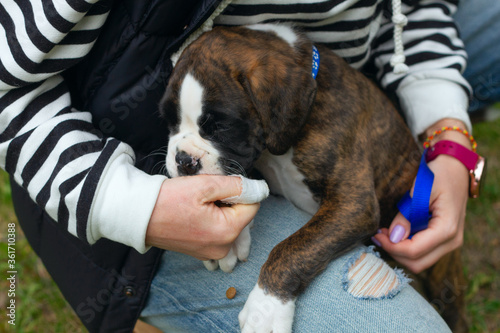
[311,45,320,79]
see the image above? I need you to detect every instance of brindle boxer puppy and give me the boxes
[160,24,465,332]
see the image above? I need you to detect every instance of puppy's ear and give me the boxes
[243,53,317,155]
[158,81,180,130]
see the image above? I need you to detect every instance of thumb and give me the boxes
[201,175,269,204]
[197,175,242,202]
[388,212,411,243]
[380,212,411,244]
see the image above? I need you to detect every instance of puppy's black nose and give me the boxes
[175,151,201,175]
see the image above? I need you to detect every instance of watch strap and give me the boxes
[425,140,478,171]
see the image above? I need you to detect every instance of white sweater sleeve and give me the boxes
[0,1,166,253]
[370,0,472,137]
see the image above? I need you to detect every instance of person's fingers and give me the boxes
[375,216,449,257]
[220,202,260,231]
[374,228,461,274]
[200,202,259,261]
[387,212,412,243]
[146,175,264,260]
[373,213,464,273]
[384,235,460,273]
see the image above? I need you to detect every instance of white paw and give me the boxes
[235,222,252,261]
[239,284,295,333]
[203,224,252,273]
[219,247,238,272]
[203,259,220,271]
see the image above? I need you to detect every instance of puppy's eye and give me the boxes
[199,113,218,136]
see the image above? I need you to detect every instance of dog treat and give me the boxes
[226,287,237,299]
[221,175,269,205]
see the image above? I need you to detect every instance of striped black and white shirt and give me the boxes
[0,0,470,252]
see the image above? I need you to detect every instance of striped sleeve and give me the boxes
[0,1,166,253]
[371,0,472,137]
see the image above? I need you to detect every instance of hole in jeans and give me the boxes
[346,252,402,298]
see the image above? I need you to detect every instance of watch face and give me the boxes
[470,156,486,198]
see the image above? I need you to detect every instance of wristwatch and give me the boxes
[425,140,486,198]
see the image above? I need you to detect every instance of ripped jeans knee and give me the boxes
[344,246,410,299]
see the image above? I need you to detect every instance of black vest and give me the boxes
[12,1,221,331]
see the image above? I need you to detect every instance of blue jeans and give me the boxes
[455,0,500,112]
[141,195,450,332]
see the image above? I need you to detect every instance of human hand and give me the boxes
[146,175,260,260]
[372,119,471,273]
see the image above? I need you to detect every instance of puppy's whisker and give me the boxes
[231,160,247,176]
[223,166,238,175]
[153,160,167,175]
[223,159,247,177]
[141,146,169,161]
[150,146,169,154]
[147,151,168,157]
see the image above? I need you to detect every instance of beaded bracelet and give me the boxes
[423,126,477,152]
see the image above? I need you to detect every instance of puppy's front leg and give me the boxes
[239,180,379,333]
[204,223,252,273]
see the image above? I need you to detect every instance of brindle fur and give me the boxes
[162,26,466,330]
[257,41,421,299]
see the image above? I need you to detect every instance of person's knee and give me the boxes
[346,250,407,298]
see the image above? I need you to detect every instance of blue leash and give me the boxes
[397,150,434,237]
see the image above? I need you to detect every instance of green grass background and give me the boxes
[0,116,499,332]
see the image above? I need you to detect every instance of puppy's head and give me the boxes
[161,25,317,177]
